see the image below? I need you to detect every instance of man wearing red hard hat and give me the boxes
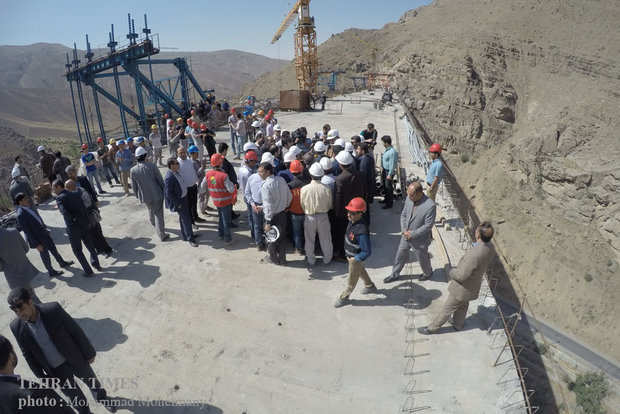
[334,197,377,308]
[426,143,444,202]
[206,153,237,246]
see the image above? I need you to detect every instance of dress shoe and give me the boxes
[60,260,74,268]
[333,296,350,308]
[419,272,433,281]
[195,217,207,223]
[257,242,267,251]
[381,204,393,210]
[224,238,236,247]
[99,190,107,194]
[103,250,113,259]
[161,233,170,241]
[93,265,103,271]
[205,206,216,211]
[189,240,198,247]
[49,270,64,278]
[383,274,400,283]
[417,327,436,335]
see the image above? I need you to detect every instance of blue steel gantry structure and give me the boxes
[65,13,210,147]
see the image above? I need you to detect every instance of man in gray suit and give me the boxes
[9,168,37,215]
[384,182,436,283]
[418,222,494,334]
[0,228,41,303]
[130,146,169,241]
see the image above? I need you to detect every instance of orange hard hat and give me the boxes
[210,153,224,167]
[429,143,442,154]
[345,197,367,213]
[289,160,303,173]
[244,150,258,161]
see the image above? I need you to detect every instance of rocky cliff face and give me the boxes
[245,0,620,358]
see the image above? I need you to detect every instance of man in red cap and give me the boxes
[206,154,237,246]
[334,197,377,308]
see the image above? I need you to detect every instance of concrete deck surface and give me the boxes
[0,93,523,413]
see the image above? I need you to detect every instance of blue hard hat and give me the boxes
[188,145,199,154]
[126,137,133,142]
[118,140,126,145]
[243,110,250,116]
[136,137,145,143]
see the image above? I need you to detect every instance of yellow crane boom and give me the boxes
[271,0,318,91]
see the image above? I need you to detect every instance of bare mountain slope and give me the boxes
[244,0,620,359]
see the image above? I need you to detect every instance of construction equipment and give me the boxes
[271,0,318,91]
[352,34,379,72]
[318,69,346,91]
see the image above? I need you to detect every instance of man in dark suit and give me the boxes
[384,182,436,283]
[15,193,73,278]
[333,150,367,262]
[418,222,495,334]
[164,158,197,247]
[66,165,98,207]
[52,180,101,277]
[8,288,114,413]
[0,334,73,413]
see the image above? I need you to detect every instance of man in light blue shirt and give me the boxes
[115,140,134,195]
[426,143,444,201]
[379,135,398,209]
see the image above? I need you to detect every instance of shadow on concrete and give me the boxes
[106,237,157,262]
[52,262,162,292]
[349,284,442,309]
[75,317,128,352]
[103,397,222,413]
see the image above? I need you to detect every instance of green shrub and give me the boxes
[569,372,609,414]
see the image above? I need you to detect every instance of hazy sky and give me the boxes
[1,0,432,60]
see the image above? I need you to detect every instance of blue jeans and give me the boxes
[217,204,233,242]
[245,201,255,239]
[235,135,247,158]
[86,169,103,192]
[230,130,237,154]
[101,162,119,185]
[291,213,305,251]
[251,207,264,245]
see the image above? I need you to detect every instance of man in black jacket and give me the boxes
[52,180,101,277]
[0,334,73,413]
[356,142,376,224]
[8,288,114,413]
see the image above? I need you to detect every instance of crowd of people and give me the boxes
[0,102,501,412]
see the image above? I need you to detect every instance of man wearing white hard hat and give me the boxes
[300,163,333,266]
[313,141,327,163]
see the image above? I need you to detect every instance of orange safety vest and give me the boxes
[289,187,304,215]
[206,169,236,207]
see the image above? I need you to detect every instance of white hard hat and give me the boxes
[11,167,20,178]
[281,129,290,135]
[251,120,260,128]
[335,150,354,166]
[334,138,346,148]
[289,146,302,157]
[261,152,275,166]
[243,142,259,152]
[309,163,324,178]
[314,141,326,152]
[345,142,355,153]
[327,129,339,139]
[283,151,296,163]
[274,124,282,131]
[37,145,46,152]
[135,146,147,157]
[252,112,257,117]
[255,130,264,137]
[319,157,333,171]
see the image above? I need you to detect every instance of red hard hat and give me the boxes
[244,150,258,161]
[210,153,224,167]
[289,160,303,173]
[200,123,207,130]
[268,110,274,114]
[345,197,367,213]
[429,143,442,154]
[187,119,193,126]
[191,109,195,115]
[230,108,236,113]
[164,113,169,118]
[97,137,103,143]
[81,143,88,150]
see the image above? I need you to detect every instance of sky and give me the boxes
[1,0,432,60]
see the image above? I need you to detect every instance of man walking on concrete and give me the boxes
[418,222,494,334]
[384,182,436,283]
[8,288,115,413]
[130,146,169,241]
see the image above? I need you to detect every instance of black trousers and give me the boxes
[333,214,348,259]
[381,168,394,206]
[67,225,99,274]
[52,360,106,414]
[268,210,288,264]
[90,222,112,254]
[187,184,199,223]
[39,232,68,274]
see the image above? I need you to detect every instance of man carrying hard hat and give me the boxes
[334,197,377,308]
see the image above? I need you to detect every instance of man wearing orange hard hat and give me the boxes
[206,153,237,247]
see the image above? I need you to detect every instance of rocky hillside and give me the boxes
[244,0,620,359]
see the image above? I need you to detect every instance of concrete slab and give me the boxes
[0,92,523,413]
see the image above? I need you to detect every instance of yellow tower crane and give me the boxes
[271,0,318,92]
